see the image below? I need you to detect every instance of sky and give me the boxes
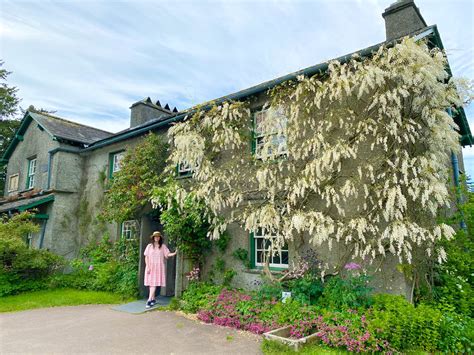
[1,0,473,178]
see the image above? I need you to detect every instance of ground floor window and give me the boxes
[121,220,138,239]
[251,230,288,269]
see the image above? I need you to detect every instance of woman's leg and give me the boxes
[149,286,156,301]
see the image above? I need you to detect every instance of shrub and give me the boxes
[68,235,139,297]
[179,282,222,313]
[368,294,473,352]
[319,273,373,310]
[284,274,323,305]
[0,212,64,296]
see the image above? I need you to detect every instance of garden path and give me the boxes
[0,304,261,354]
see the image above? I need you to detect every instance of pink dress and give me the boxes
[144,244,170,287]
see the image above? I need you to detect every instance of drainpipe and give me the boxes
[38,219,47,249]
[448,108,467,230]
[47,147,80,190]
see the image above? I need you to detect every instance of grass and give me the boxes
[262,339,349,355]
[0,288,132,312]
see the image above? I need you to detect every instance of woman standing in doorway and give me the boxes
[144,231,177,308]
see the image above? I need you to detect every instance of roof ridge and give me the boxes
[30,111,113,135]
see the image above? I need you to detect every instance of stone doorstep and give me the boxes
[112,296,172,314]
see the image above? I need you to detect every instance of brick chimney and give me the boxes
[129,97,176,128]
[382,0,427,41]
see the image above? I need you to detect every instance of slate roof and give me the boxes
[0,193,54,213]
[29,112,113,144]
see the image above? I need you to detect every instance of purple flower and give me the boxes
[344,262,361,270]
[88,265,94,271]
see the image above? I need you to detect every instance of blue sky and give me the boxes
[1,0,473,178]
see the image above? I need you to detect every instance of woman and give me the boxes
[144,231,177,308]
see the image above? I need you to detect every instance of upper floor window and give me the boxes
[252,229,288,269]
[26,158,37,189]
[121,220,138,239]
[8,174,19,192]
[109,151,125,178]
[253,107,288,159]
[177,160,193,177]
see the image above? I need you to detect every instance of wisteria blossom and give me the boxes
[153,38,466,266]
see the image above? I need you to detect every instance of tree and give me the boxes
[0,61,21,196]
[153,38,467,274]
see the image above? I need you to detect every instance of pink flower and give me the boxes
[344,262,361,270]
[88,265,94,271]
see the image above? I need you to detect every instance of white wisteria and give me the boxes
[153,38,464,266]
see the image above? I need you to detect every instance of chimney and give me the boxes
[129,97,175,128]
[382,0,427,41]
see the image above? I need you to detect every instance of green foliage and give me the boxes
[0,212,64,296]
[0,61,21,119]
[214,231,230,253]
[262,339,346,355]
[432,190,474,316]
[179,282,222,313]
[284,274,324,305]
[368,294,473,352]
[223,269,237,287]
[319,274,373,310]
[256,279,284,302]
[0,288,129,313]
[232,248,249,267]
[66,235,140,297]
[215,257,225,272]
[102,133,168,222]
[154,183,212,262]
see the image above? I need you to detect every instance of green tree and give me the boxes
[0,61,21,196]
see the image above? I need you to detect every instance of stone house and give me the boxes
[1,0,472,297]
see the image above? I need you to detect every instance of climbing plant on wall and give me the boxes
[151,38,471,270]
[101,133,168,223]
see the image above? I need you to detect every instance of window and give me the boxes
[121,220,138,239]
[8,174,19,192]
[251,229,289,269]
[109,151,125,178]
[26,232,33,248]
[26,158,37,189]
[177,160,193,177]
[253,107,288,159]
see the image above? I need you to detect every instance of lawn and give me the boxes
[0,288,132,312]
[262,339,349,354]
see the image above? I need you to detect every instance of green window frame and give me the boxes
[108,151,125,178]
[249,230,288,270]
[251,107,288,159]
[26,157,37,190]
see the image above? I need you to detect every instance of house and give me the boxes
[1,0,472,297]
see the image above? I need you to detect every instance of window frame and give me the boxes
[249,230,289,270]
[26,158,37,190]
[8,173,19,192]
[108,151,125,178]
[252,107,288,160]
[121,220,138,240]
[177,160,193,177]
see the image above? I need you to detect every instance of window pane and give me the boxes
[272,253,281,265]
[282,251,289,265]
[256,250,263,264]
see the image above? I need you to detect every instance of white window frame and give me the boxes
[254,229,289,269]
[178,160,193,176]
[27,158,37,189]
[8,173,19,192]
[112,152,125,174]
[121,220,138,240]
[26,232,33,248]
[254,107,288,159]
